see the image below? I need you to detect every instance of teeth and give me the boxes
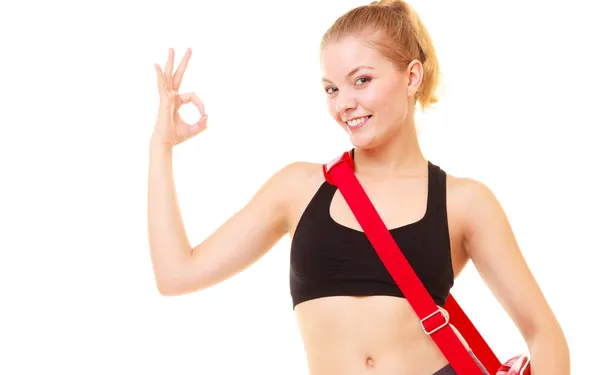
[347,116,369,127]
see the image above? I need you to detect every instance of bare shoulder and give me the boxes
[445,172,513,257]
[270,161,324,196]
[278,160,324,181]
[257,161,322,200]
[274,161,326,230]
[446,173,499,218]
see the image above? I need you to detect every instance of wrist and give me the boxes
[149,134,174,154]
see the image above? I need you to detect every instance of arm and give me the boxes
[147,141,296,296]
[460,179,570,375]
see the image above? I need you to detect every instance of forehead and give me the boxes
[321,35,391,81]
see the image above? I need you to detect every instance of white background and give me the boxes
[1,0,598,374]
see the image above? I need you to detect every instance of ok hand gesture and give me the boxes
[152,48,208,148]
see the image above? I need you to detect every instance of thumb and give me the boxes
[189,116,208,135]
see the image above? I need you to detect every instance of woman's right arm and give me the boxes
[148,139,296,296]
[148,48,298,295]
[148,47,303,296]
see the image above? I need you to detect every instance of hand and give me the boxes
[152,48,208,148]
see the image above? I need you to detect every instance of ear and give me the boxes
[406,59,423,97]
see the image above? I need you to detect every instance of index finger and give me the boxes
[180,92,206,116]
[173,48,192,91]
[155,64,167,98]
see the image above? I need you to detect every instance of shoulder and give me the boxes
[273,161,324,186]
[445,172,505,237]
[446,174,494,201]
[267,161,326,228]
[265,161,325,203]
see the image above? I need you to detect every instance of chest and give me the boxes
[328,176,429,232]
[288,175,469,281]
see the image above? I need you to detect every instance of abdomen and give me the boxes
[294,295,452,375]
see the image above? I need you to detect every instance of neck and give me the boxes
[353,121,426,178]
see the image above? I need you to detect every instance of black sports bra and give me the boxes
[289,160,454,309]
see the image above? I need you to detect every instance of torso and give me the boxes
[283,159,473,375]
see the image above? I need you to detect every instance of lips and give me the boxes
[345,115,372,131]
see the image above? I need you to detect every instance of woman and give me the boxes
[147,1,569,374]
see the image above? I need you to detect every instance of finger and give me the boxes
[188,116,208,136]
[173,48,191,91]
[180,92,206,116]
[164,48,174,92]
[175,114,208,143]
[154,64,167,98]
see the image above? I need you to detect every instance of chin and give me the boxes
[343,116,382,150]
[348,132,379,150]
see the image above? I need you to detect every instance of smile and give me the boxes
[346,115,372,131]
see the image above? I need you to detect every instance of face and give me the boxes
[320,35,423,149]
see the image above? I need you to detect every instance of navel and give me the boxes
[365,356,375,368]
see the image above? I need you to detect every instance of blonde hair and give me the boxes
[321,0,440,110]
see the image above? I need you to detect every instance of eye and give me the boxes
[324,76,371,95]
[324,86,338,95]
[355,76,371,86]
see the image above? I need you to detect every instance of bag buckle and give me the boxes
[420,308,450,335]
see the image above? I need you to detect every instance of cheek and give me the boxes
[362,81,400,109]
[371,84,407,115]
[327,100,339,120]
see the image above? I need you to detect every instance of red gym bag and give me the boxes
[323,151,531,375]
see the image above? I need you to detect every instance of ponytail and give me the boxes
[405,3,440,109]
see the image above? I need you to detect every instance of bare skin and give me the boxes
[148,43,569,375]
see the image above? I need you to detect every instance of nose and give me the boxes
[335,93,357,113]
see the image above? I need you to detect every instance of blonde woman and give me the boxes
[148,1,569,374]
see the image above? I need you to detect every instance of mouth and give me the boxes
[345,115,372,131]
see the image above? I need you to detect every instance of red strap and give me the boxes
[444,294,502,373]
[324,151,501,375]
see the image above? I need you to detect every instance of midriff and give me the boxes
[294,295,467,375]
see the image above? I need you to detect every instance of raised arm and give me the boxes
[147,47,295,296]
[148,144,295,296]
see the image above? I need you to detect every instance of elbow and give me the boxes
[154,266,205,297]
[157,281,207,297]
[150,249,196,296]
[151,249,213,296]
[156,280,182,296]
[155,273,191,297]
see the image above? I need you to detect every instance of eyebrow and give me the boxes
[322,65,375,83]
